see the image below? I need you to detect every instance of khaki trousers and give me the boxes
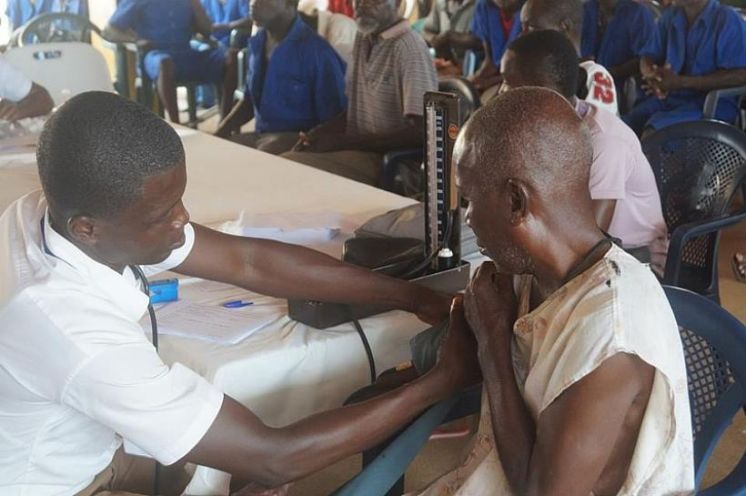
[74,448,193,496]
[280,150,384,186]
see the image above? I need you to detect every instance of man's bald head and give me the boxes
[455,87,595,274]
[521,0,583,49]
[457,87,591,196]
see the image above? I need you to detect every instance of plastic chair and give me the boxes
[664,286,746,495]
[642,120,746,303]
[380,78,481,194]
[333,287,746,496]
[332,385,482,496]
[3,41,113,106]
[10,12,99,48]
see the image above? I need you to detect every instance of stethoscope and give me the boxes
[39,218,160,351]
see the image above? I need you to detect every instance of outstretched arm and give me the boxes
[183,299,480,488]
[175,224,452,325]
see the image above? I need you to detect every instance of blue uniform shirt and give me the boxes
[247,16,347,134]
[470,0,522,65]
[201,0,250,46]
[109,0,194,51]
[581,0,655,90]
[640,0,746,102]
[6,0,88,30]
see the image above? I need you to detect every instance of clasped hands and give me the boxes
[641,63,682,99]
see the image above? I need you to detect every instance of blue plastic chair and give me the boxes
[333,287,746,496]
[642,120,746,303]
[664,286,746,495]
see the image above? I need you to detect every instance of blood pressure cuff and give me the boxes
[409,320,449,375]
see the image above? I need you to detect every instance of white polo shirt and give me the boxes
[0,191,224,495]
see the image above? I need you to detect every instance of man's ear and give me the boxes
[506,178,529,226]
[68,215,100,247]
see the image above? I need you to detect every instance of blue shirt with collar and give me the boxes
[201,0,251,46]
[640,0,746,102]
[623,0,746,132]
[6,0,88,30]
[470,0,523,65]
[109,0,195,51]
[581,0,655,92]
[247,16,347,134]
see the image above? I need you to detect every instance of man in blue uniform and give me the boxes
[102,0,238,125]
[580,0,656,97]
[469,0,523,98]
[214,0,346,155]
[623,0,746,135]
[201,0,252,46]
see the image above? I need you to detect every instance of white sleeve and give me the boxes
[581,61,618,116]
[142,222,195,277]
[62,341,224,465]
[0,57,33,102]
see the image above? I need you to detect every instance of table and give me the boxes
[0,127,431,495]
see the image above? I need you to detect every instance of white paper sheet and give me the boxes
[145,300,280,345]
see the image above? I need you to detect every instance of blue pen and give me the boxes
[222,299,254,308]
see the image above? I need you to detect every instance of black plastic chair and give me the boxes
[642,120,746,303]
[332,286,746,496]
[380,78,481,194]
[11,12,99,47]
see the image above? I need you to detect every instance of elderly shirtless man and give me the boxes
[417,87,694,495]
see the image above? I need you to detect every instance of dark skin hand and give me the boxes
[471,43,503,92]
[464,263,655,496]
[0,82,53,121]
[292,111,425,153]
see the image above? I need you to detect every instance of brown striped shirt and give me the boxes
[346,20,438,136]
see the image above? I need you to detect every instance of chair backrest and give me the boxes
[642,121,746,297]
[4,42,114,107]
[437,78,481,125]
[13,12,100,47]
[663,286,746,493]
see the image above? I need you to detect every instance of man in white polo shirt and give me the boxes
[0,92,478,495]
[0,55,54,123]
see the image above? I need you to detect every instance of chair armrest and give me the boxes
[332,386,481,496]
[380,148,423,192]
[230,28,252,48]
[703,85,746,119]
[664,208,746,285]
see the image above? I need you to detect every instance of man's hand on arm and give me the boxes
[175,224,452,325]
[464,264,655,495]
[183,298,480,490]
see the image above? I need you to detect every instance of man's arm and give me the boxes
[609,58,640,81]
[471,42,501,91]
[293,111,348,151]
[591,199,616,232]
[215,97,254,138]
[175,224,452,324]
[101,22,140,44]
[191,0,214,37]
[664,68,746,93]
[0,82,53,121]
[184,299,480,489]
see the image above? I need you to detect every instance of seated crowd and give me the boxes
[1,0,745,494]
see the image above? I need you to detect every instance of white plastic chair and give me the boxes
[3,42,114,107]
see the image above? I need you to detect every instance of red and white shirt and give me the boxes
[580,60,618,115]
